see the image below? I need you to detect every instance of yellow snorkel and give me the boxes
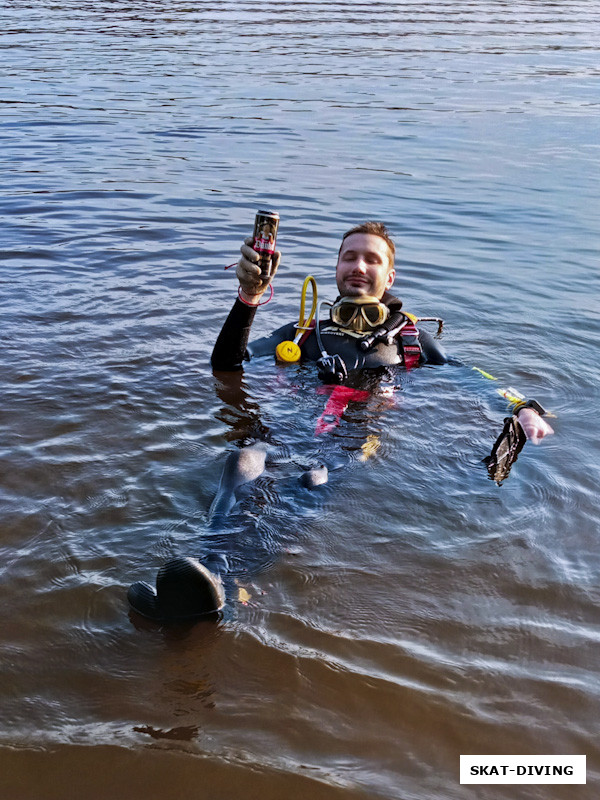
[275,275,318,363]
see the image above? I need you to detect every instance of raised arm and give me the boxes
[211,238,281,371]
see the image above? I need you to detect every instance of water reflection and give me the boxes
[1,0,599,797]
[213,370,273,444]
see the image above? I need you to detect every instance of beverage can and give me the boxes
[253,210,279,279]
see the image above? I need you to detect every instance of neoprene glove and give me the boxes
[236,237,281,297]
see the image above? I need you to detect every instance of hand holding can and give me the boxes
[236,211,281,301]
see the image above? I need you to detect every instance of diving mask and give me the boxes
[330,296,389,332]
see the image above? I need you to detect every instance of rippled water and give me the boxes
[1,2,599,798]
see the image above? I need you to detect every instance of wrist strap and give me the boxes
[515,399,546,417]
[238,284,273,307]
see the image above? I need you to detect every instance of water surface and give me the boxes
[1,2,599,798]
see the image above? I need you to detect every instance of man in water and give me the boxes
[211,221,553,446]
[127,222,553,622]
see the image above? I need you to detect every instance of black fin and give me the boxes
[484,415,527,485]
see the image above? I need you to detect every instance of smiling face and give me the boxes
[335,232,396,299]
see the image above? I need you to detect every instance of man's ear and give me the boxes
[385,269,396,289]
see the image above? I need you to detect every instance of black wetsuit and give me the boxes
[211,291,447,373]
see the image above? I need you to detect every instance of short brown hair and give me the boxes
[338,221,396,268]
